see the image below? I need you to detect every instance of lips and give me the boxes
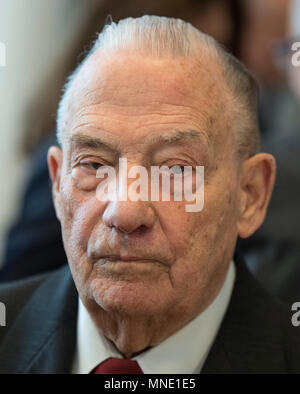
[89,245,173,267]
[99,255,155,262]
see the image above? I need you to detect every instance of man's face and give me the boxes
[52,51,241,321]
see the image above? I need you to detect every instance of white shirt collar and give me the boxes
[72,261,235,374]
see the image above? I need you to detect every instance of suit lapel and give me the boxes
[202,254,286,374]
[0,265,78,374]
[201,339,233,373]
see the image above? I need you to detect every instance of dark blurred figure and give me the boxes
[0,135,67,280]
[0,0,246,282]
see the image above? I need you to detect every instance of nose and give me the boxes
[102,200,156,234]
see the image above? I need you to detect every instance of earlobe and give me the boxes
[237,153,276,239]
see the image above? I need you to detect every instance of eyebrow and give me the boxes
[144,129,209,147]
[70,134,119,154]
[69,129,209,153]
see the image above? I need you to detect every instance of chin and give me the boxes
[90,279,170,318]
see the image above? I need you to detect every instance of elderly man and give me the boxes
[0,16,299,374]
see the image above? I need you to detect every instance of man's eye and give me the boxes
[85,162,103,171]
[170,165,185,174]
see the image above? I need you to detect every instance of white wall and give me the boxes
[0,0,100,265]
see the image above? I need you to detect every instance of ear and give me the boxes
[47,146,63,221]
[237,153,276,239]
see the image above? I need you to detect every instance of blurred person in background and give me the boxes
[0,0,245,281]
[237,0,300,304]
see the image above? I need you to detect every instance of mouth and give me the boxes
[95,256,166,278]
[93,254,170,278]
[99,255,156,263]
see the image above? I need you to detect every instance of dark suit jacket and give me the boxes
[0,254,299,374]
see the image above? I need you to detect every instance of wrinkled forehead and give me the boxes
[65,49,232,153]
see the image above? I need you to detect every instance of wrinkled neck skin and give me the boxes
[81,260,229,359]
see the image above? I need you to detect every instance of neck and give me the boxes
[88,307,181,358]
[83,295,213,359]
[81,262,230,358]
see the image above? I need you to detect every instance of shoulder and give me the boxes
[0,265,77,374]
[217,255,300,373]
[0,272,49,319]
[0,265,71,344]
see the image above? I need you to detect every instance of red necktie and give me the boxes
[91,357,144,374]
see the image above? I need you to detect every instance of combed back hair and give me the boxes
[57,15,260,159]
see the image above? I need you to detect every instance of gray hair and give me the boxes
[57,15,260,158]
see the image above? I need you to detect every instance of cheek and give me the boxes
[154,202,196,253]
[157,182,236,253]
[191,176,239,262]
[167,176,238,266]
[164,181,238,306]
[59,179,103,259]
